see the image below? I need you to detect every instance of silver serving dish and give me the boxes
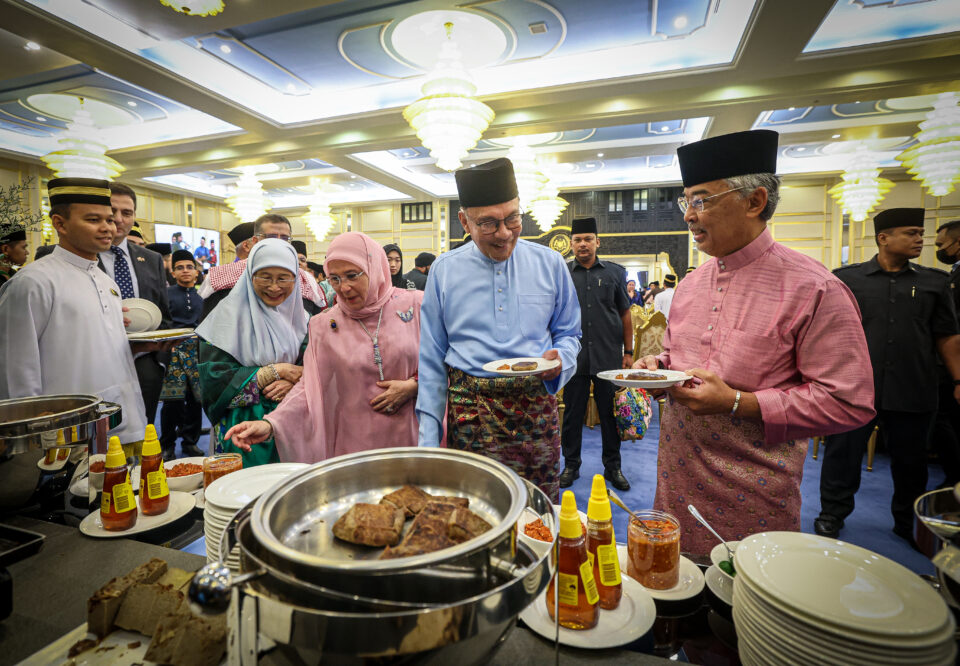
[0,394,121,455]
[246,448,528,602]
[915,488,960,608]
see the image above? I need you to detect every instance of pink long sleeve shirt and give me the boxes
[658,228,875,443]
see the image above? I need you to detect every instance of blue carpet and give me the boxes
[567,407,937,576]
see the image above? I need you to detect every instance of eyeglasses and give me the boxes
[466,211,524,235]
[257,233,292,242]
[677,187,748,214]
[327,271,365,287]
[252,275,297,286]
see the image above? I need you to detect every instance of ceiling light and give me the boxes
[40,99,124,179]
[225,166,273,223]
[828,145,894,222]
[585,163,595,168]
[788,107,795,111]
[219,44,232,54]
[597,152,604,157]
[673,16,688,29]
[528,175,568,233]
[286,83,296,92]
[403,22,495,171]
[796,147,806,152]
[24,41,41,51]
[158,0,224,17]
[507,137,547,209]
[661,125,670,131]
[304,178,342,242]
[350,175,357,179]
[897,92,960,196]
[127,101,137,107]
[35,116,46,122]
[832,134,841,139]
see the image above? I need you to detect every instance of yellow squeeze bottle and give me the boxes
[545,491,599,629]
[586,475,622,609]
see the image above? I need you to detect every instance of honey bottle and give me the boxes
[101,436,137,531]
[546,491,599,630]
[586,474,622,610]
[138,425,170,516]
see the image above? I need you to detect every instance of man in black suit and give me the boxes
[932,219,960,487]
[99,183,172,426]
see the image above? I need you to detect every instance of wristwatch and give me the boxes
[624,349,634,355]
[954,379,960,386]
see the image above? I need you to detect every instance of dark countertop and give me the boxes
[1,517,678,664]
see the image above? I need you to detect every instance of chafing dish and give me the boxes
[191,448,556,664]
[0,394,120,455]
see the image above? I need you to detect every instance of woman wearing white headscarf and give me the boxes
[197,239,308,466]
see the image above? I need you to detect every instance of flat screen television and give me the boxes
[153,224,221,270]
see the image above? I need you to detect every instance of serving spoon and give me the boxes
[607,489,663,535]
[687,503,735,561]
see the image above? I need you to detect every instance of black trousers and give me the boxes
[930,380,960,487]
[561,374,621,471]
[159,390,203,453]
[134,354,165,424]
[819,409,934,532]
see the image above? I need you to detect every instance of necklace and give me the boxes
[357,307,385,381]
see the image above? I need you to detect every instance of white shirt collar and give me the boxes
[53,245,98,270]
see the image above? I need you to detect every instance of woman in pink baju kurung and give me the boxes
[225,232,423,462]
[654,229,875,556]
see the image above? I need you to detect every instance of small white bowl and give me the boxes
[517,506,589,559]
[163,456,206,492]
[709,540,740,582]
[87,454,106,492]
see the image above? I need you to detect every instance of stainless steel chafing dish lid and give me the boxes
[250,447,528,573]
[0,394,121,453]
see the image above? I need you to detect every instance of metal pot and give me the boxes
[247,448,530,603]
[0,394,121,456]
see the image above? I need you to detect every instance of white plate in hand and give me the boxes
[597,368,690,389]
[482,357,559,376]
[127,327,196,342]
[122,298,162,333]
[520,572,656,648]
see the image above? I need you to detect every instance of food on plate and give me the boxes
[627,516,681,590]
[380,483,433,517]
[511,360,539,372]
[89,460,105,473]
[145,611,226,666]
[87,558,167,638]
[616,371,668,380]
[114,582,185,635]
[523,518,554,542]
[166,462,203,478]
[380,500,459,560]
[448,507,493,543]
[497,364,511,370]
[332,503,405,546]
[431,495,469,508]
[718,558,736,577]
[83,560,226,666]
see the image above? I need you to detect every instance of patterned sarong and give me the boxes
[446,367,560,503]
[159,338,201,402]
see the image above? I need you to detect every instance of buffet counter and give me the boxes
[0,517,675,665]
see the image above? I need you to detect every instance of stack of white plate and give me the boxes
[733,532,956,665]
[203,463,308,571]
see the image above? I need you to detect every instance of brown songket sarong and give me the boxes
[445,367,561,502]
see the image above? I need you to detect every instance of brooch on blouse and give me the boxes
[110,288,119,297]
[330,318,338,331]
[397,307,414,322]
[136,256,146,262]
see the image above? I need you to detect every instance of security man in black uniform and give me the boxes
[931,219,960,487]
[560,217,634,491]
[816,208,960,546]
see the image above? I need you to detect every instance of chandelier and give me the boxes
[828,147,894,222]
[527,173,568,233]
[158,0,224,16]
[507,138,547,209]
[304,179,341,242]
[41,99,124,180]
[225,167,273,223]
[402,22,494,171]
[897,92,960,197]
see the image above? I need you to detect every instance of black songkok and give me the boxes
[291,240,307,256]
[874,208,925,234]
[677,130,779,188]
[228,222,256,246]
[455,158,519,208]
[47,177,112,207]
[571,217,598,236]
[171,249,194,266]
[145,243,172,256]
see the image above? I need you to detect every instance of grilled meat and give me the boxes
[447,508,493,543]
[332,503,405,547]
[380,484,433,517]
